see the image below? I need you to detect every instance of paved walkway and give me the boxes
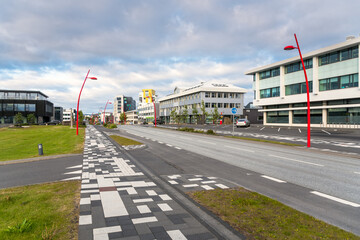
[78,126,221,240]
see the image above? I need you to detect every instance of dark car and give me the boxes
[46,120,61,125]
[153,119,165,125]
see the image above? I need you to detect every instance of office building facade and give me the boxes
[137,89,159,123]
[113,95,136,123]
[0,90,54,124]
[159,82,246,123]
[245,36,360,127]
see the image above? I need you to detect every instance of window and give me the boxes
[211,103,216,108]
[230,103,234,108]
[319,46,358,66]
[211,92,216,98]
[26,104,36,112]
[4,103,14,111]
[223,93,228,98]
[260,87,280,98]
[14,104,25,112]
[285,59,313,74]
[217,93,222,98]
[266,111,289,123]
[259,67,280,79]
[205,103,210,108]
[285,81,313,95]
[217,103,223,108]
[205,92,210,98]
[235,103,241,108]
[319,73,358,91]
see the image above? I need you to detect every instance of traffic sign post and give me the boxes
[232,108,237,136]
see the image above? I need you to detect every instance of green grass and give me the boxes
[0,126,85,161]
[226,136,303,146]
[0,181,81,240]
[189,188,360,240]
[109,135,143,146]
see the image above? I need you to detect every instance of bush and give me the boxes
[206,129,215,135]
[96,123,100,125]
[108,124,117,129]
[103,123,108,127]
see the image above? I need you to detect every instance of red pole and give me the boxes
[103,100,109,124]
[76,69,90,135]
[294,34,311,148]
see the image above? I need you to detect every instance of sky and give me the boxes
[1,0,360,113]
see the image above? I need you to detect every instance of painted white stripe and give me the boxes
[188,178,202,181]
[166,144,173,147]
[298,129,301,133]
[183,184,199,188]
[208,177,218,180]
[224,145,255,153]
[66,164,82,169]
[158,203,173,211]
[321,130,331,135]
[175,147,182,150]
[61,176,81,181]
[215,184,229,189]
[201,180,216,184]
[201,185,214,190]
[132,216,158,224]
[146,190,157,196]
[261,175,286,183]
[278,128,281,132]
[355,172,360,175]
[311,191,360,207]
[167,230,187,240]
[168,180,178,185]
[269,154,324,167]
[260,127,265,130]
[64,170,82,175]
[159,194,172,201]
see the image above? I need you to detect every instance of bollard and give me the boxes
[38,144,43,156]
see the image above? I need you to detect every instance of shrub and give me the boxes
[206,129,215,135]
[108,124,117,129]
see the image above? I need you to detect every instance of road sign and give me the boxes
[231,108,237,114]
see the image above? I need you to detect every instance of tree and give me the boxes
[212,106,220,125]
[120,112,126,123]
[200,100,208,124]
[181,105,189,123]
[191,107,199,124]
[14,112,23,126]
[78,110,84,125]
[27,113,36,125]
[170,109,177,124]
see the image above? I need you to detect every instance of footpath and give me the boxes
[78,125,237,240]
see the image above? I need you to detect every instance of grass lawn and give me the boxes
[0,125,85,161]
[109,135,143,146]
[0,181,81,240]
[189,188,360,240]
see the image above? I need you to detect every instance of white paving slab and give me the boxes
[100,191,129,217]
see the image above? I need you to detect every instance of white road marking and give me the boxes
[268,154,324,167]
[215,184,229,189]
[66,164,82,169]
[321,130,331,135]
[158,203,173,211]
[311,191,360,207]
[201,185,214,190]
[260,127,265,131]
[183,184,199,188]
[64,170,82,175]
[298,129,301,133]
[278,128,281,132]
[175,147,182,150]
[224,145,255,153]
[188,178,202,181]
[166,144,173,147]
[354,172,360,175]
[261,175,286,183]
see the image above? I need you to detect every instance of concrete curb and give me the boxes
[0,154,82,165]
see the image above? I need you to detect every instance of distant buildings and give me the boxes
[159,82,247,123]
[62,108,76,125]
[0,90,54,124]
[245,36,360,127]
[125,110,138,124]
[137,89,159,124]
[113,95,136,123]
[54,106,63,122]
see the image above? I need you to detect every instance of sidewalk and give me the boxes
[78,126,221,240]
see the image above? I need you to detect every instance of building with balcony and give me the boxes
[0,90,54,125]
[159,82,247,124]
[138,89,159,124]
[113,95,136,123]
[125,110,139,124]
[245,36,360,128]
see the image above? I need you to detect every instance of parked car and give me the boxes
[46,120,61,125]
[235,119,250,127]
[153,119,165,125]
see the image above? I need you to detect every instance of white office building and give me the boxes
[159,81,247,123]
[245,36,360,128]
[137,89,159,124]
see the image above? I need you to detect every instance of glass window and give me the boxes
[329,52,339,64]
[4,103,14,111]
[340,75,350,88]
[217,93,222,98]
[211,103,216,108]
[205,92,210,98]
[14,104,25,112]
[217,103,223,108]
[7,92,15,99]
[266,111,289,123]
[230,103,234,108]
[223,93,228,98]
[235,103,241,108]
[211,92,216,98]
[26,104,36,112]
[205,103,210,108]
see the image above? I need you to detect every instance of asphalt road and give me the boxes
[0,155,83,189]
[118,125,360,235]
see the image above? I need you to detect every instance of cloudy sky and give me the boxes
[1,0,360,113]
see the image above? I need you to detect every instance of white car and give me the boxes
[236,119,250,127]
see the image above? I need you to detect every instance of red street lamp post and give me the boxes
[103,100,112,124]
[284,33,311,148]
[76,69,97,135]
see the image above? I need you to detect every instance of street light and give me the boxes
[76,69,97,135]
[103,100,112,124]
[284,33,311,148]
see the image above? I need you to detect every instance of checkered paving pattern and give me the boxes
[78,126,218,240]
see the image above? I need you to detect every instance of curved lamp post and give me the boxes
[76,69,97,135]
[103,100,112,124]
[284,33,311,147]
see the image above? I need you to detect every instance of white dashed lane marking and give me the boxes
[311,191,360,207]
[261,175,286,183]
[224,145,255,153]
[268,154,324,167]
